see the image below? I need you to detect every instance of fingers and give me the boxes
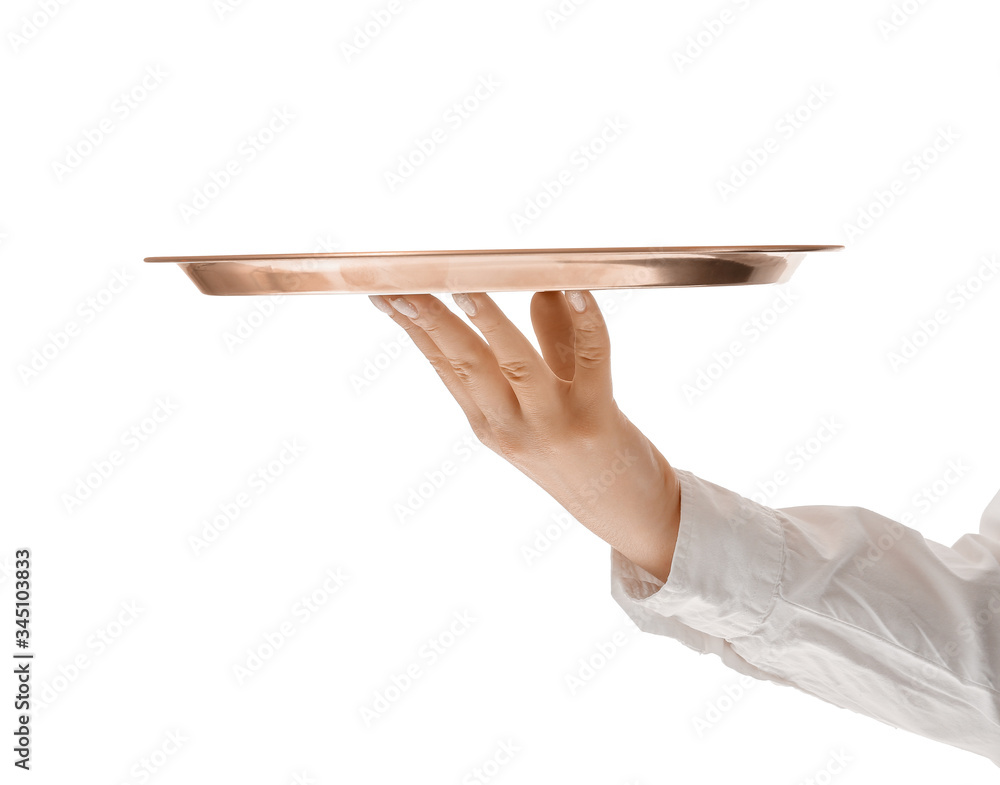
[373,293,521,425]
[562,290,613,407]
[530,291,576,381]
[367,294,492,435]
[369,290,603,428]
[446,292,560,407]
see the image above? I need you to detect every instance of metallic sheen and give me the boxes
[143,245,842,296]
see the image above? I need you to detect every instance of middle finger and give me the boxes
[385,293,521,422]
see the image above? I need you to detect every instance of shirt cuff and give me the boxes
[611,467,785,640]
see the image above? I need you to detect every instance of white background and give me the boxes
[3,0,999,781]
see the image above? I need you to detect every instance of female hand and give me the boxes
[369,289,680,583]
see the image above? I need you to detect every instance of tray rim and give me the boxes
[144,244,844,264]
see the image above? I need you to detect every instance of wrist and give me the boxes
[642,460,682,584]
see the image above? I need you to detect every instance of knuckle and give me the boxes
[449,358,479,383]
[574,332,609,368]
[426,355,451,377]
[575,345,608,369]
[497,358,532,383]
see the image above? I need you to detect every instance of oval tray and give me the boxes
[143,245,842,295]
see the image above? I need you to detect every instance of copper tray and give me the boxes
[143,245,842,295]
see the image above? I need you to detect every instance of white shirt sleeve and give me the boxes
[610,467,1000,767]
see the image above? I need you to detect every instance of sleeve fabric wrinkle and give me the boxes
[610,467,1000,767]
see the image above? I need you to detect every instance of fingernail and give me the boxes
[389,296,418,318]
[369,295,394,315]
[452,293,477,316]
[566,290,587,313]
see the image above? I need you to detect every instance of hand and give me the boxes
[369,289,680,583]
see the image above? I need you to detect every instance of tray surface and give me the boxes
[144,245,842,295]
